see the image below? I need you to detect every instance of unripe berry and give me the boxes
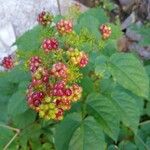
[37,11,53,26]
[42,38,59,53]
[67,48,88,68]
[2,56,14,69]
[99,24,111,40]
[56,19,73,35]
[55,108,64,120]
[71,84,82,102]
[51,62,68,78]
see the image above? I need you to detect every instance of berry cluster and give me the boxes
[37,11,53,26]
[2,56,14,70]
[99,24,112,40]
[42,38,59,53]
[67,48,89,68]
[56,19,73,35]
[26,64,83,120]
[26,13,88,121]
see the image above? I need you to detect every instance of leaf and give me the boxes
[86,94,119,141]
[109,53,149,98]
[16,25,43,51]
[78,8,108,25]
[102,40,117,57]
[7,66,30,83]
[111,87,142,133]
[19,123,42,147]
[7,91,28,116]
[55,113,106,150]
[55,113,81,150]
[75,15,101,40]
[80,77,94,94]
[69,117,106,150]
[0,125,15,149]
[12,109,36,128]
[109,23,123,40]
[119,141,137,150]
[94,55,110,78]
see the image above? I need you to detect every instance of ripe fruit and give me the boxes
[27,91,45,107]
[28,56,42,72]
[2,56,14,69]
[37,11,53,26]
[99,24,112,40]
[50,62,68,78]
[42,38,59,53]
[56,19,73,35]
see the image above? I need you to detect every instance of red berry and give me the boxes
[53,89,64,96]
[54,81,66,90]
[42,38,59,53]
[64,88,72,96]
[2,56,14,69]
[99,24,111,39]
[56,19,73,35]
[42,75,49,83]
[29,56,42,73]
[37,11,53,26]
[27,91,45,107]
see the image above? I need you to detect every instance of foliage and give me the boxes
[0,6,150,150]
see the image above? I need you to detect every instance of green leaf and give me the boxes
[119,141,137,150]
[7,66,30,83]
[75,15,101,40]
[78,8,108,25]
[80,77,94,94]
[12,109,36,128]
[69,117,106,150]
[94,55,110,78]
[111,87,142,133]
[55,113,81,150]
[109,23,122,40]
[109,53,149,98]
[7,91,28,116]
[0,125,15,149]
[86,94,119,141]
[16,25,43,51]
[55,113,106,150]
[102,40,117,56]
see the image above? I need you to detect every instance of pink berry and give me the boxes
[42,38,59,53]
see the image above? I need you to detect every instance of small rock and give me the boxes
[126,29,142,42]
[121,12,136,29]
